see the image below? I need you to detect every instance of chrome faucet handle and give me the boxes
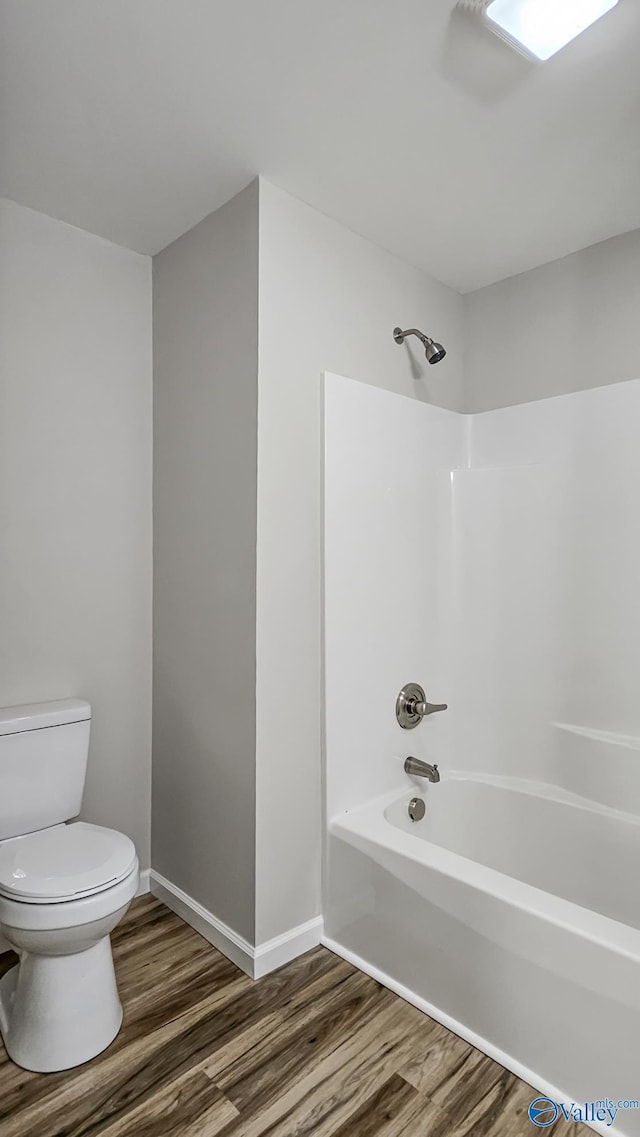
[414,701,448,717]
[396,683,448,730]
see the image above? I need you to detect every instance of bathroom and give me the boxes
[1,2,639,1134]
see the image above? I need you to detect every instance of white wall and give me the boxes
[464,229,640,412]
[255,180,465,943]
[152,182,259,942]
[0,199,152,865]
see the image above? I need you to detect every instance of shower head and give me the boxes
[424,339,446,365]
[393,327,447,365]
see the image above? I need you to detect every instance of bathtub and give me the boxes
[323,773,640,1136]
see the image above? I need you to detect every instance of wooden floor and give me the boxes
[0,896,586,1137]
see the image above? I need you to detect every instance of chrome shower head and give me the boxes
[424,339,446,365]
[393,327,447,365]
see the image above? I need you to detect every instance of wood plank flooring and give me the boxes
[0,896,587,1136]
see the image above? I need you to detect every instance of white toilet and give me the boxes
[0,698,139,1072]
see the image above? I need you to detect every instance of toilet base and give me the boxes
[0,935,123,1072]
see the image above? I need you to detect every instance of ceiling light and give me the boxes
[484,0,620,60]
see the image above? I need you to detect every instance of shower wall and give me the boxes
[323,373,467,821]
[324,372,640,823]
[459,379,640,814]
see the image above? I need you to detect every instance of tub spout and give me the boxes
[404,756,440,782]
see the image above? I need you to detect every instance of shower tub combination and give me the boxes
[323,373,640,1137]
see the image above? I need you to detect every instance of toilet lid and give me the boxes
[0,822,137,902]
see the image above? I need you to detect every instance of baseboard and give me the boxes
[136,868,151,897]
[253,916,324,979]
[322,936,607,1137]
[150,870,323,980]
[150,870,255,976]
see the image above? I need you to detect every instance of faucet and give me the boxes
[404,756,440,783]
[396,684,448,730]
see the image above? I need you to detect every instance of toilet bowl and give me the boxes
[0,821,139,1072]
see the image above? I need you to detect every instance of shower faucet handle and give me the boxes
[414,701,448,717]
[396,683,448,730]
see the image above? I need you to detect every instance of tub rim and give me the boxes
[329,772,640,962]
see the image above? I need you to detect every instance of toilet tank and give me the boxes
[0,699,92,840]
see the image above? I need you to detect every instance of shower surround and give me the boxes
[322,372,640,1136]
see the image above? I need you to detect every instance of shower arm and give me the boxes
[393,327,433,347]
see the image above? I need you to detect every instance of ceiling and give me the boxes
[1,0,639,292]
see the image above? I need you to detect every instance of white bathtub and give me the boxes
[324,774,640,1136]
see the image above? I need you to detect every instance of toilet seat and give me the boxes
[0,822,137,903]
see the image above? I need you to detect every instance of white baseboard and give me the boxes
[253,916,324,979]
[136,868,151,897]
[150,870,255,975]
[149,870,323,980]
[322,936,608,1137]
